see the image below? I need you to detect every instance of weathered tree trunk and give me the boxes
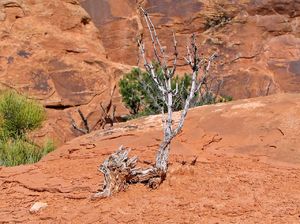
[92,146,165,199]
[155,138,171,173]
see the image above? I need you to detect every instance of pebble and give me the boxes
[29,202,48,213]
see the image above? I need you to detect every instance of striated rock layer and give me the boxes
[1,0,299,144]
[0,0,300,142]
[0,0,129,143]
[81,0,300,99]
[0,93,299,223]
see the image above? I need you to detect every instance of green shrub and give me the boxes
[0,91,45,138]
[119,68,232,120]
[195,91,217,106]
[0,90,54,166]
[221,95,233,102]
[0,138,55,166]
[204,12,232,30]
[119,68,192,117]
[119,68,144,115]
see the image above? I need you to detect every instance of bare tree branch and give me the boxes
[140,7,167,67]
[169,32,178,78]
[71,109,90,134]
[71,85,117,133]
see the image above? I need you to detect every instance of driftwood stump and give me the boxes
[93,146,164,198]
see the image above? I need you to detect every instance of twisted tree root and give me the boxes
[93,146,164,198]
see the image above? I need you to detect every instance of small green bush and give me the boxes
[204,12,232,30]
[0,91,45,138]
[119,67,192,117]
[0,90,54,166]
[0,138,55,166]
[221,95,233,102]
[119,68,144,115]
[119,67,233,120]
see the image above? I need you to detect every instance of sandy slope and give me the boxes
[0,93,300,223]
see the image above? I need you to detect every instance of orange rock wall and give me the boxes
[81,0,300,99]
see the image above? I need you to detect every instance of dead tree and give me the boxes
[93,85,117,130]
[93,7,216,198]
[99,102,116,128]
[71,109,90,134]
[71,86,117,134]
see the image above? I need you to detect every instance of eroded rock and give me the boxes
[0,0,130,144]
[81,0,300,100]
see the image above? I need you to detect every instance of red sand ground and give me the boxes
[1,93,300,223]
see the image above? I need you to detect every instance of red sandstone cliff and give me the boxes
[81,0,300,99]
[0,0,129,143]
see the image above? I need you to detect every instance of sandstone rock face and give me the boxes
[81,0,300,99]
[0,93,300,222]
[0,0,299,143]
[0,0,129,143]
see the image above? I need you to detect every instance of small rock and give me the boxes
[29,202,48,213]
